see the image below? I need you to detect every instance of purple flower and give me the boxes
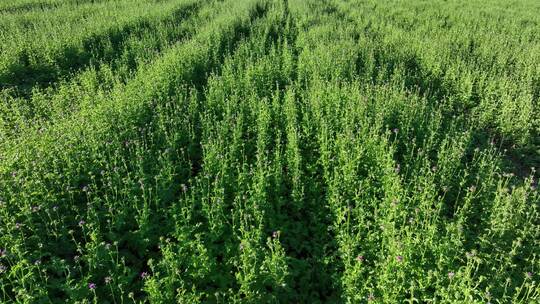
[88,283,96,290]
[448,271,455,279]
[356,255,365,262]
[78,220,86,227]
[105,276,112,284]
[140,272,149,279]
[526,272,533,279]
[396,255,403,262]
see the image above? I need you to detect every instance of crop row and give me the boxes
[0,0,538,302]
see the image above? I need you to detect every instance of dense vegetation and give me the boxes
[0,0,538,302]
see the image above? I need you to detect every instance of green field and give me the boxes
[0,0,539,302]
